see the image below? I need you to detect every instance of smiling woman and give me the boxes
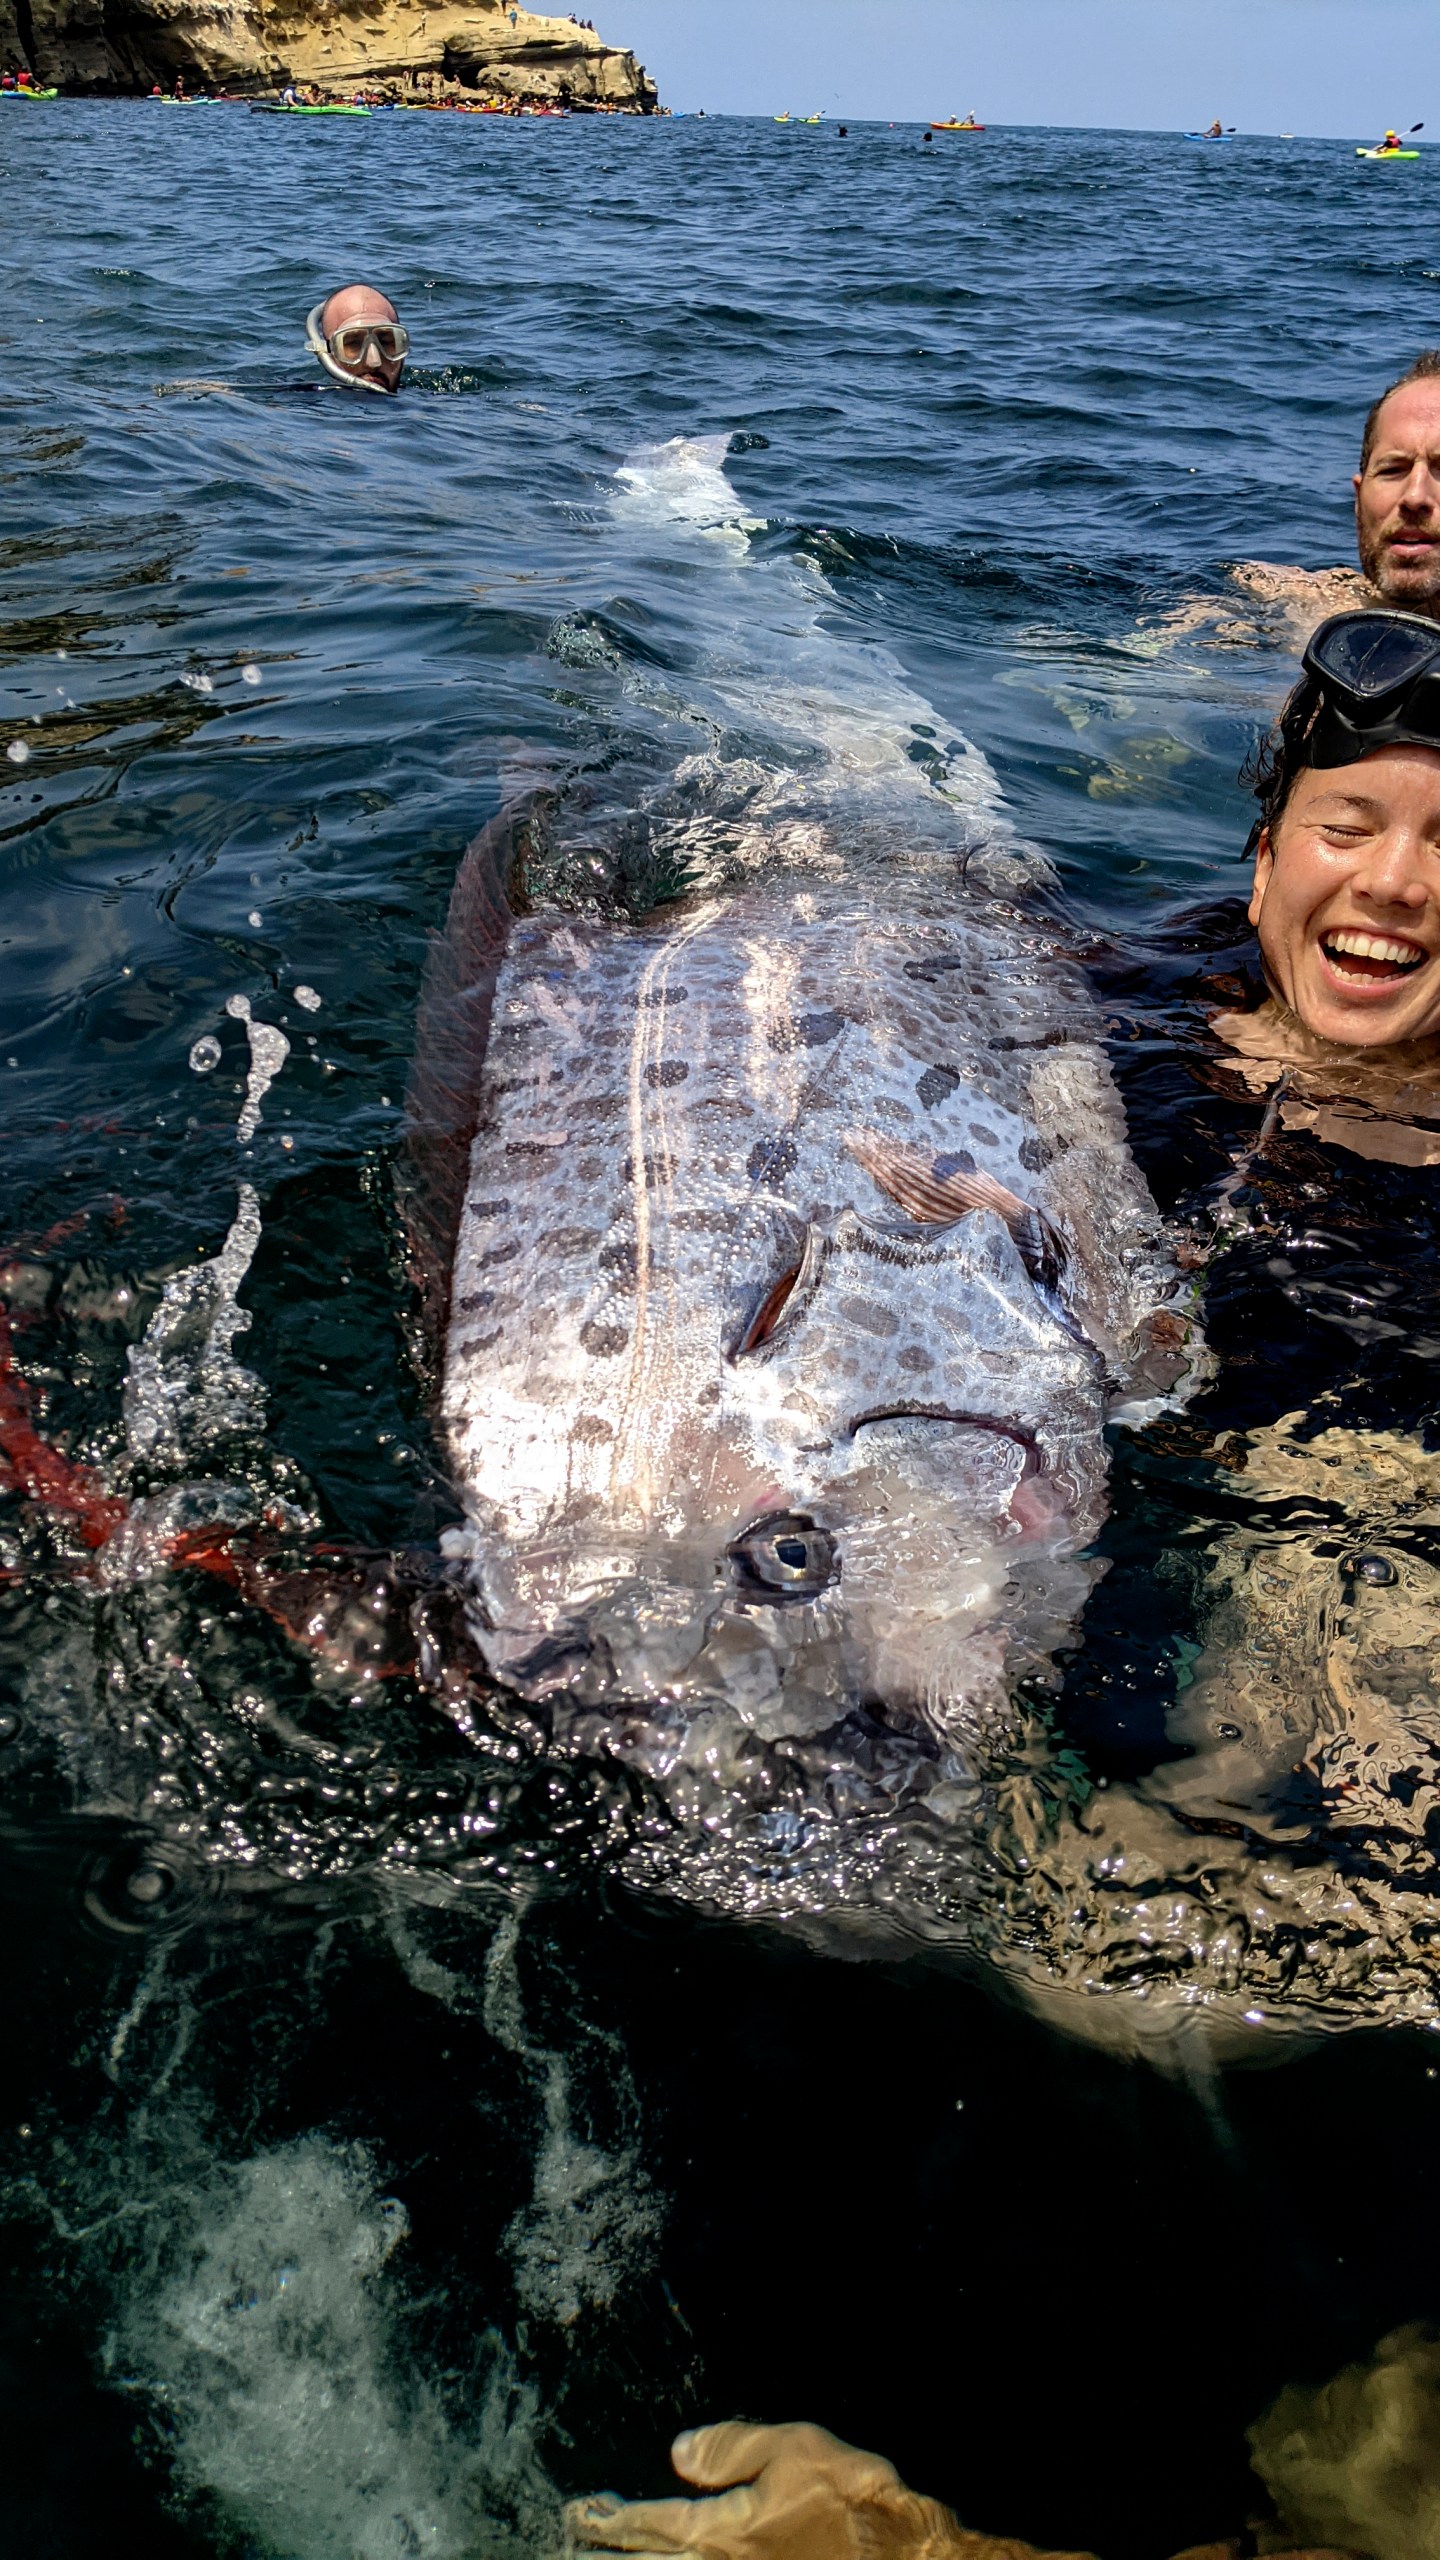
[1243,609,1440,1051]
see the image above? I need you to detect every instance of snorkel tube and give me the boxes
[305,302,395,394]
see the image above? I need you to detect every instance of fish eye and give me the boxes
[727,1511,837,1602]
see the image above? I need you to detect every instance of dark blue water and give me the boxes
[5,105,1440,2557]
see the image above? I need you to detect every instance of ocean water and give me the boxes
[5,104,1440,2558]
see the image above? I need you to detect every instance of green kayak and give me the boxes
[1,85,58,98]
[1357,146,1419,158]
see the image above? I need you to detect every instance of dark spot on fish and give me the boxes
[641,984,688,1006]
[836,1295,900,1338]
[598,1239,638,1285]
[770,1007,845,1052]
[578,1158,605,1182]
[1019,1137,1053,1171]
[621,1153,654,1188]
[696,1382,721,1405]
[543,1227,603,1256]
[904,954,966,983]
[916,1065,961,1110]
[490,1074,541,1096]
[506,1139,567,1159]
[457,1291,495,1315]
[572,1093,624,1120]
[932,1148,976,1179]
[465,1198,511,1222]
[969,1124,999,1148]
[478,1238,522,1270]
[573,1413,614,1443]
[645,1059,689,1088]
[581,1321,629,1357]
[747,1135,798,1187]
[898,1344,933,1372]
[455,1328,501,1356]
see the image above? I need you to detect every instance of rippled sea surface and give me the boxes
[7,106,1440,2558]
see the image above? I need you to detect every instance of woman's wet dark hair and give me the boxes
[1240,668,1324,857]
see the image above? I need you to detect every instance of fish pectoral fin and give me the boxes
[844,1130,1068,1291]
[734,1260,803,1356]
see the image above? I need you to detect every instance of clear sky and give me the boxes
[598,0,1428,138]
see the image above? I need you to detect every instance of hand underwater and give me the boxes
[563,2420,1095,2560]
[562,2420,1363,2560]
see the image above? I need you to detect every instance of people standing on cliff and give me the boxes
[305,286,408,396]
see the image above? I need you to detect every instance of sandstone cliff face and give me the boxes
[1,0,658,106]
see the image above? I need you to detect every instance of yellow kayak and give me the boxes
[932,119,984,131]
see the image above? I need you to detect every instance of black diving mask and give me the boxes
[1301,608,1440,765]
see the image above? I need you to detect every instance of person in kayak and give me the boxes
[305,284,408,394]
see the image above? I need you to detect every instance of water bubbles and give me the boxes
[240,662,261,685]
[126,1861,172,1906]
[224,994,290,1143]
[247,909,263,928]
[0,1710,21,1744]
[1347,1552,1397,1586]
[189,1034,222,1074]
[179,669,215,694]
[293,984,322,1013]
[80,1841,215,1937]
[6,739,31,764]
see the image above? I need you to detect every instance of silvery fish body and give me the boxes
[438,857,1195,1814]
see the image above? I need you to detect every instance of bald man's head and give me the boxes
[311,283,407,393]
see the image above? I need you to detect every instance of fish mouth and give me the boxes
[1318,927,1432,990]
[848,1405,1061,1532]
[849,1403,1041,1459]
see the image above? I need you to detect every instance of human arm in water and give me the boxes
[564,2421,1094,2560]
[563,2420,1358,2560]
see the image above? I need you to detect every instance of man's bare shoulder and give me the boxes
[1137,565,1370,655]
[1229,560,1372,639]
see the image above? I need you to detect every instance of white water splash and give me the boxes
[123,1183,265,1465]
[101,2135,555,2560]
[608,432,1037,881]
[483,1916,660,2331]
[225,991,291,1143]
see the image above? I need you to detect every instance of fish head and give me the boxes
[454,1187,1113,1761]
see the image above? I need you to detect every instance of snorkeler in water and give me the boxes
[1222,351,1440,642]
[1239,608,1440,1049]
[306,283,409,394]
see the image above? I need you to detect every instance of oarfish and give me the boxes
[409,440,1202,1917]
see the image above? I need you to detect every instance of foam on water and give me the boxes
[601,434,1039,889]
[99,2132,555,2560]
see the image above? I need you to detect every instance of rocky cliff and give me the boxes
[2,0,658,106]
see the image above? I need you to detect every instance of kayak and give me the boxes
[1358,146,1419,158]
[252,102,371,115]
[1,85,58,98]
[1182,131,1233,139]
[932,120,984,131]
